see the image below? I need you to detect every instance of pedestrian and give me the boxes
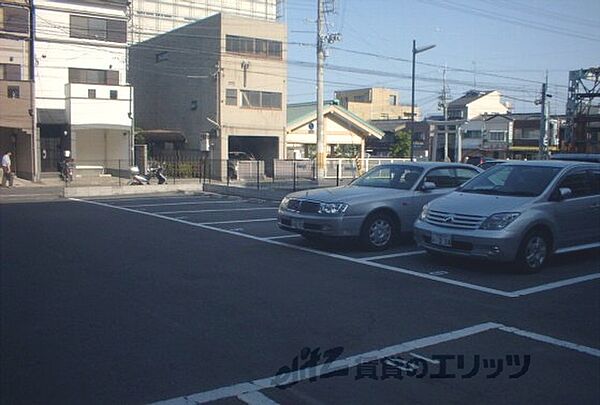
[2,151,14,187]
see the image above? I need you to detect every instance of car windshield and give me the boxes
[352,165,424,190]
[459,164,562,197]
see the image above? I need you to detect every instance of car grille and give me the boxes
[425,210,485,230]
[286,199,321,214]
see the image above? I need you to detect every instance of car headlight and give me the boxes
[318,202,349,215]
[419,203,430,220]
[279,197,290,210]
[480,212,520,230]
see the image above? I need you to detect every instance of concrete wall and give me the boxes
[66,83,131,127]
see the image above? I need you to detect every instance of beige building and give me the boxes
[129,13,287,177]
[334,87,418,121]
[0,0,36,180]
[447,90,510,120]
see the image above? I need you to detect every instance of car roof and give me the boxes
[501,159,598,168]
[384,162,475,168]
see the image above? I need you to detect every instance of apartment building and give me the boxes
[34,0,132,174]
[129,13,287,178]
[0,0,35,180]
[334,87,418,121]
[130,0,282,43]
[459,114,514,160]
[434,90,511,161]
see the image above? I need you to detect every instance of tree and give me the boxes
[390,129,411,158]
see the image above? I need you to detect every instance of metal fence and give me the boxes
[57,157,412,190]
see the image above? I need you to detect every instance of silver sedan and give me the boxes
[278,162,482,250]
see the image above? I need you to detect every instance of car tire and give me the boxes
[516,230,551,273]
[360,212,396,251]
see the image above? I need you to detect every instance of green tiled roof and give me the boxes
[287,101,384,138]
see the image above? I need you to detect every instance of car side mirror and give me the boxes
[557,187,572,201]
[421,181,436,191]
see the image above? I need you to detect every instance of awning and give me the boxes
[139,130,186,143]
[37,109,67,125]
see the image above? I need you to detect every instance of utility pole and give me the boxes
[538,72,551,159]
[316,0,325,181]
[315,0,340,181]
[440,65,449,161]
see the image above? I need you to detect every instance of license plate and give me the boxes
[291,218,303,229]
[431,232,452,247]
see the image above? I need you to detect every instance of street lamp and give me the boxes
[410,40,436,161]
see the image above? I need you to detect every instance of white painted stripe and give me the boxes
[361,250,427,261]
[510,273,600,296]
[125,200,250,208]
[554,241,600,255]
[152,322,502,404]
[70,198,516,298]
[156,207,278,215]
[200,218,277,225]
[409,352,440,364]
[237,391,280,405]
[72,198,599,298]
[264,234,303,240]
[499,326,600,357]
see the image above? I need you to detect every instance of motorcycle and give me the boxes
[59,157,74,183]
[129,164,167,185]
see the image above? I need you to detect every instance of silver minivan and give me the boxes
[414,160,600,271]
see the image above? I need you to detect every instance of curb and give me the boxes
[63,183,203,198]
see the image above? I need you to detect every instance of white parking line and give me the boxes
[156,207,278,215]
[152,322,502,404]
[125,200,248,208]
[71,198,600,298]
[361,250,427,261]
[264,234,303,240]
[237,391,280,405]
[499,326,600,357]
[510,273,600,296]
[200,218,277,225]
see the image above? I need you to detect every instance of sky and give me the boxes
[283,0,600,117]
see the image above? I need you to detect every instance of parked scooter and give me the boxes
[129,164,167,185]
[59,150,74,183]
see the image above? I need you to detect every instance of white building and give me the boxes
[130,0,282,43]
[35,0,132,174]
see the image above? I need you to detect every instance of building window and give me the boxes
[464,130,482,138]
[191,100,198,110]
[489,131,506,141]
[88,89,96,98]
[1,6,29,34]
[155,51,168,63]
[69,68,119,85]
[388,95,397,106]
[226,35,282,59]
[7,86,20,99]
[226,89,237,106]
[110,90,118,100]
[0,63,21,80]
[70,15,126,43]
[241,90,282,109]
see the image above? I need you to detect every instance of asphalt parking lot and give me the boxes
[1,192,598,404]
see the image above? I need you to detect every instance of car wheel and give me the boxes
[360,212,396,251]
[517,230,551,273]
